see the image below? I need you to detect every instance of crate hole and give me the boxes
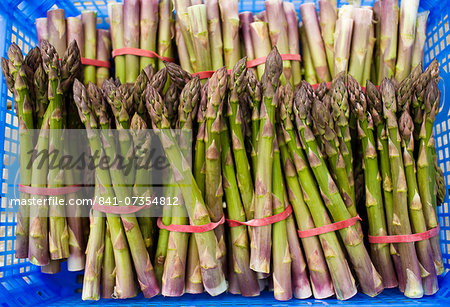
[446,147,449,158]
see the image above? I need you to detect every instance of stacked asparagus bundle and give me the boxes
[36,8,112,87]
[108,0,173,83]
[301,0,427,84]
[2,41,84,272]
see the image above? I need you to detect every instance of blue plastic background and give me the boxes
[0,0,450,305]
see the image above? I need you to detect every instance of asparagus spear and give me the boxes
[395,0,420,81]
[175,20,194,73]
[299,3,331,82]
[319,0,337,77]
[47,9,67,57]
[158,0,174,69]
[146,85,227,296]
[271,136,292,301]
[366,81,403,290]
[378,0,399,83]
[239,12,255,74]
[416,80,444,275]
[101,221,116,299]
[42,41,70,261]
[299,24,318,84]
[411,11,429,71]
[96,29,111,88]
[249,48,282,274]
[226,58,254,220]
[36,17,49,47]
[174,0,197,70]
[82,11,97,85]
[188,4,213,72]
[246,70,262,181]
[207,0,224,70]
[123,0,140,83]
[399,110,438,295]
[205,67,227,273]
[2,45,34,259]
[348,8,373,84]
[140,0,159,70]
[249,21,272,81]
[279,97,352,300]
[82,203,106,300]
[218,0,241,69]
[221,105,260,297]
[185,234,203,293]
[373,0,381,81]
[380,78,423,298]
[108,3,126,82]
[294,81,383,297]
[349,76,398,288]
[265,0,292,85]
[66,17,84,57]
[362,24,376,84]
[283,2,302,87]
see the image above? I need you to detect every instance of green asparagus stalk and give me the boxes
[140,0,159,70]
[221,108,260,297]
[378,0,399,83]
[239,12,255,75]
[373,0,381,81]
[348,8,373,84]
[218,0,241,69]
[207,0,225,70]
[294,81,383,297]
[299,24,318,84]
[226,58,254,220]
[123,0,140,83]
[205,67,227,273]
[349,76,397,288]
[395,0,420,81]
[66,17,84,57]
[2,45,33,259]
[96,29,111,88]
[366,81,404,290]
[108,3,126,82]
[174,0,197,70]
[175,20,194,73]
[82,11,97,85]
[43,40,70,261]
[380,78,423,298]
[399,110,438,295]
[158,0,174,69]
[101,221,116,299]
[416,80,444,275]
[247,70,262,181]
[146,85,227,296]
[250,48,282,273]
[319,0,337,77]
[283,2,301,87]
[279,94,353,300]
[299,3,331,82]
[332,16,353,77]
[188,4,213,72]
[362,24,376,84]
[249,21,272,81]
[185,234,203,293]
[82,205,105,300]
[265,0,292,85]
[47,9,67,57]
[271,137,292,301]
[411,11,429,71]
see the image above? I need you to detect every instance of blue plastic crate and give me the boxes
[0,0,450,305]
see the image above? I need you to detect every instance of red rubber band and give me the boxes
[297,215,362,238]
[81,57,111,68]
[92,201,152,214]
[246,54,302,68]
[368,225,440,244]
[227,205,293,227]
[157,215,225,233]
[18,184,82,196]
[112,47,175,63]
[192,54,302,80]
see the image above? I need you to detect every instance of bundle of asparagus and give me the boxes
[36,9,112,87]
[2,40,83,272]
